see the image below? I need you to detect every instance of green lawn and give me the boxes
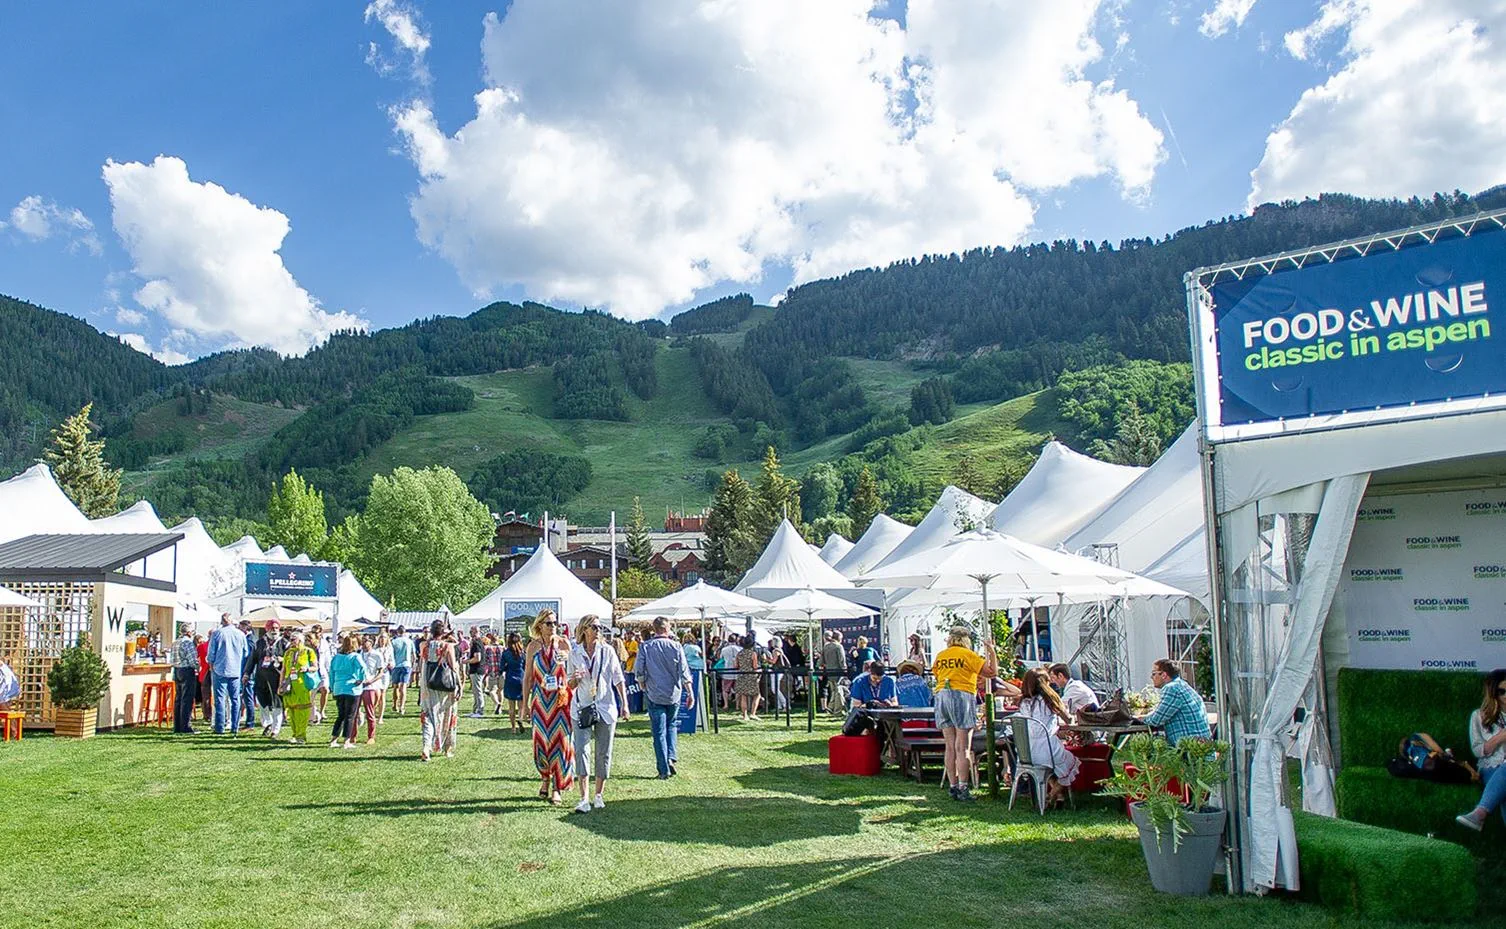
[0,717,1482,929]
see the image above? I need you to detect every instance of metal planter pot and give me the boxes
[1128,801,1227,896]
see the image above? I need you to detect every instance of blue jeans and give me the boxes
[212,674,242,733]
[647,701,680,776]
[243,677,257,727]
[1478,765,1506,821]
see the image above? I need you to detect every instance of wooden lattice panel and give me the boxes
[10,581,94,727]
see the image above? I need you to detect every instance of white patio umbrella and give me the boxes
[0,586,42,608]
[761,586,879,730]
[623,580,770,627]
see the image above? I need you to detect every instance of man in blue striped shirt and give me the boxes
[1143,659,1211,745]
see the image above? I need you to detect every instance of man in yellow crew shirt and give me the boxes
[930,625,997,802]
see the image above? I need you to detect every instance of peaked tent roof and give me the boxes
[170,517,240,608]
[338,569,385,623]
[735,520,854,596]
[834,514,913,578]
[221,536,264,561]
[817,534,854,566]
[86,499,168,534]
[263,545,290,561]
[868,486,995,576]
[456,545,612,623]
[988,442,1145,546]
[0,464,89,544]
[1062,424,1208,604]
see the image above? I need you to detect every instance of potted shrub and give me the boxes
[47,638,111,739]
[1101,734,1230,895]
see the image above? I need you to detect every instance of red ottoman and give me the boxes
[828,734,881,776]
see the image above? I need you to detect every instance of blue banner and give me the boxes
[1210,227,1506,426]
[244,562,337,599]
[821,614,880,653]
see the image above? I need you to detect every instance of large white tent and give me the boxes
[86,499,167,533]
[868,486,994,575]
[816,534,853,566]
[457,545,612,625]
[988,441,1144,545]
[170,517,240,625]
[0,464,89,544]
[734,520,871,604]
[338,569,384,623]
[221,535,264,562]
[833,514,912,579]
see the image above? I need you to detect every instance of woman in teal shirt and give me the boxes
[327,635,365,749]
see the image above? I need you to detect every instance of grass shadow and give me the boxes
[471,727,529,741]
[566,795,863,847]
[285,797,543,817]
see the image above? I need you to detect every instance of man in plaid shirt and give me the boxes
[1143,658,1211,745]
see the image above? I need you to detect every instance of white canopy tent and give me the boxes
[0,464,89,544]
[0,585,43,608]
[338,569,384,624]
[221,535,265,562]
[623,580,769,625]
[456,545,612,626]
[833,514,912,579]
[263,545,290,561]
[988,441,1145,545]
[170,517,241,627]
[734,520,877,604]
[78,499,179,583]
[816,534,854,566]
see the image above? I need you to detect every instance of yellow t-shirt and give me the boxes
[625,638,639,672]
[931,645,985,694]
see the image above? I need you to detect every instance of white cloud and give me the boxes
[102,155,367,356]
[114,306,146,326]
[111,331,192,366]
[5,195,102,254]
[1199,0,1256,38]
[392,0,1164,320]
[1251,1,1506,207]
[365,0,431,85]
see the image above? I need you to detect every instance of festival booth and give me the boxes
[735,520,883,641]
[833,514,913,579]
[456,545,612,635]
[0,532,182,729]
[212,558,342,631]
[1187,209,1506,895]
[0,464,90,545]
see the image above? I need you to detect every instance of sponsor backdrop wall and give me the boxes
[1336,487,1506,671]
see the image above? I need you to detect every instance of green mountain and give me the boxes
[9,189,1502,528]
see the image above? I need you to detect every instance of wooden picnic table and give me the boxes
[864,705,1016,783]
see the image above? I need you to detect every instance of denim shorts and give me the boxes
[389,667,411,684]
[933,688,977,730]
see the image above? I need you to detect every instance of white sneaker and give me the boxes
[468,712,484,718]
[1456,811,1485,832]
[574,799,592,814]
[593,794,605,809]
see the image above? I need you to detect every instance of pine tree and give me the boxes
[753,445,802,541]
[846,465,883,537]
[1091,404,1163,466]
[43,403,121,518]
[625,496,653,566]
[266,469,329,558]
[952,454,987,497]
[705,469,759,585]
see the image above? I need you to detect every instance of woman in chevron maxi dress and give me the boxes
[524,609,573,805]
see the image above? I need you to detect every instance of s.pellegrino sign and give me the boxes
[1192,215,1506,437]
[245,562,337,599]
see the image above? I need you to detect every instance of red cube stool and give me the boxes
[828,733,881,776]
[1065,742,1113,793]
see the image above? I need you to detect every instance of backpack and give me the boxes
[1386,732,1477,784]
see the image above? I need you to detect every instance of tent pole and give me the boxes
[981,576,999,799]
[806,621,815,734]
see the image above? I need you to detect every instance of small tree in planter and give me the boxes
[47,637,111,739]
[1101,734,1231,895]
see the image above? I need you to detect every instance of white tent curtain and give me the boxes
[1220,473,1367,893]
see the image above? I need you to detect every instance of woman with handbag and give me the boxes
[418,619,461,761]
[523,610,574,805]
[568,615,628,813]
[279,631,319,744]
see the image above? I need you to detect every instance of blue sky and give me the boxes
[1,1,1501,361]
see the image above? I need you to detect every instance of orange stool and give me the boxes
[138,681,176,727]
[0,710,23,741]
[153,681,175,726]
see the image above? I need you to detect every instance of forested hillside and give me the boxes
[5,189,1500,527]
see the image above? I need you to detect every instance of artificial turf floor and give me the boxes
[0,712,1489,929]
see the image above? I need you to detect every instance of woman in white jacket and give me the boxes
[1456,668,1506,831]
[1016,668,1080,806]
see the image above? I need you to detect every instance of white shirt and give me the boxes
[569,641,626,721]
[1471,709,1506,769]
[1060,679,1099,716]
[719,644,741,668]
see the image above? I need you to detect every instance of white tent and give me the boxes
[221,535,264,562]
[338,569,384,623]
[868,486,995,575]
[0,464,90,544]
[816,534,854,566]
[0,586,42,608]
[86,499,168,533]
[623,580,769,623]
[263,545,290,561]
[291,553,312,564]
[170,517,241,623]
[456,545,612,625]
[833,514,912,579]
[988,441,1145,546]
[734,520,871,604]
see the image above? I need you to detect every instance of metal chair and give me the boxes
[1008,715,1075,814]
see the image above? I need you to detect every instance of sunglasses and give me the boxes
[541,621,556,627]
[1497,686,1506,696]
